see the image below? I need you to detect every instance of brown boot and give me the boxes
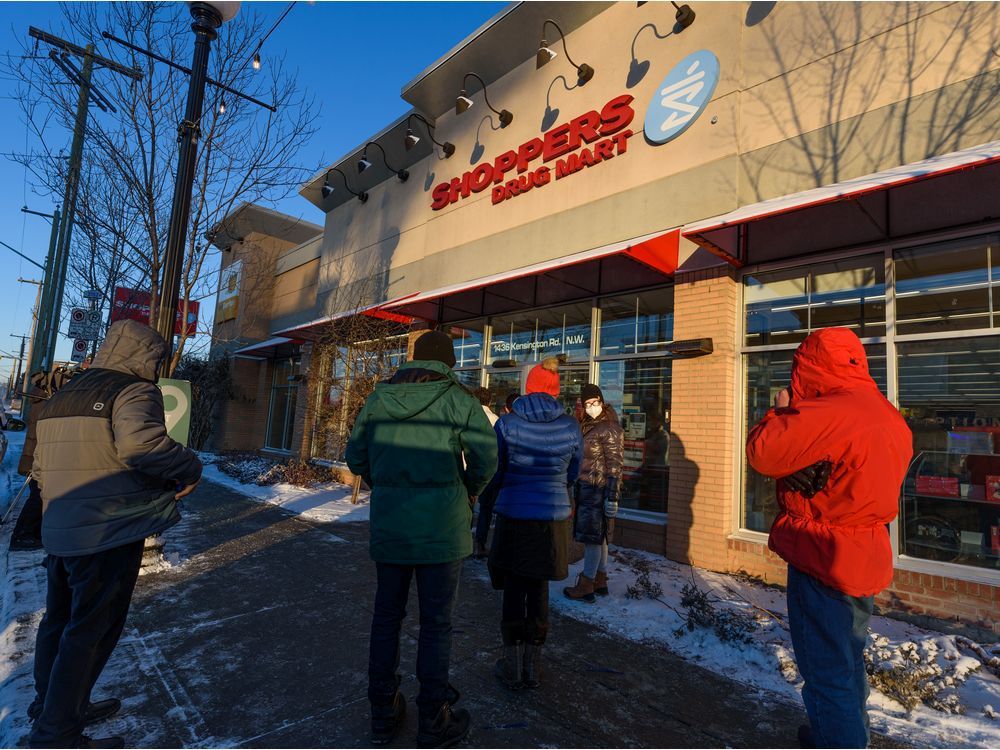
[562,573,596,603]
[593,570,609,597]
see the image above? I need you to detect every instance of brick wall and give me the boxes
[665,265,739,571]
[212,357,268,452]
[614,518,667,556]
[290,343,314,458]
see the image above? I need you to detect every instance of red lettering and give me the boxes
[613,130,632,154]
[492,185,506,204]
[568,111,601,150]
[580,148,596,167]
[532,167,551,187]
[555,153,582,179]
[516,138,544,173]
[460,171,472,199]
[448,177,462,204]
[593,139,615,161]
[431,182,451,210]
[493,150,517,184]
[506,178,520,197]
[470,163,493,192]
[599,94,635,136]
[542,124,572,162]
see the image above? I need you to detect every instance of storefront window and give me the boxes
[454,369,481,388]
[449,323,484,367]
[742,345,887,533]
[266,356,300,451]
[599,288,674,355]
[487,370,521,414]
[744,255,885,347]
[598,357,672,513]
[898,336,1000,570]
[894,235,996,336]
[488,303,592,364]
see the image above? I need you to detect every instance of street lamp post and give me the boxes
[155,1,239,373]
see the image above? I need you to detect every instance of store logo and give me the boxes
[644,49,720,145]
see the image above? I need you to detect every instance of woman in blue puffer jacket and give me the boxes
[488,357,583,690]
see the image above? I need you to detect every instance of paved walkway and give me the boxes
[4,481,899,748]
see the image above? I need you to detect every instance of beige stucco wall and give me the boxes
[314,1,999,315]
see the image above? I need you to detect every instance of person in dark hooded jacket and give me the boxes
[28,320,202,749]
[488,357,583,690]
[746,327,912,749]
[564,384,624,603]
[345,331,497,748]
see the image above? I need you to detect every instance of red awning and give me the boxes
[382,229,680,323]
[270,298,417,341]
[233,336,304,359]
[683,140,1000,266]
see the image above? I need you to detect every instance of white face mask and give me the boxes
[585,403,603,419]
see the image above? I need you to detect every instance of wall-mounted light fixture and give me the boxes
[321,168,368,203]
[404,113,456,158]
[672,1,696,29]
[455,72,513,127]
[536,19,595,85]
[359,141,409,182]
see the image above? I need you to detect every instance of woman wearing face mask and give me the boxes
[564,384,624,603]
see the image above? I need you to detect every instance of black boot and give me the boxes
[797,724,815,749]
[29,698,121,725]
[371,691,406,745]
[78,735,125,749]
[522,622,548,689]
[493,645,521,690]
[416,703,470,749]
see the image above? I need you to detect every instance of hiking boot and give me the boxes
[10,534,43,551]
[78,735,125,749]
[522,643,543,689]
[416,703,470,748]
[593,570,609,596]
[562,573,596,603]
[29,699,121,726]
[494,645,522,689]
[371,692,406,745]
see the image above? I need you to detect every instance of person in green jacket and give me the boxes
[346,330,497,749]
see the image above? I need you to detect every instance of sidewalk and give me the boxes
[1,479,840,749]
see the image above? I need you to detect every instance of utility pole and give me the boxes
[27,28,142,373]
[22,206,60,380]
[17,278,43,412]
[9,334,29,406]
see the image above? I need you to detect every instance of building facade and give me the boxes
[213,2,1000,632]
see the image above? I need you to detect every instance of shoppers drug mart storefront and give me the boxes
[271,2,1000,631]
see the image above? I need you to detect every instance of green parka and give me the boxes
[345,360,498,564]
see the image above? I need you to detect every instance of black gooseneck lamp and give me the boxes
[455,72,513,127]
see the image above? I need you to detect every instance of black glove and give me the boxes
[782,460,833,498]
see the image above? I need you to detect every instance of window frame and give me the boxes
[734,221,1000,585]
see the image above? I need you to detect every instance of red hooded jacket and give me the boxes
[746,328,913,597]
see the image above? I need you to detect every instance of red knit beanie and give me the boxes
[525,357,560,397]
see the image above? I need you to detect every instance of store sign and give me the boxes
[431,94,636,211]
[216,259,242,323]
[158,378,192,446]
[491,333,586,354]
[111,287,199,336]
[644,49,720,145]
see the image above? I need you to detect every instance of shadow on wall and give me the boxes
[742,2,1000,199]
[664,434,700,564]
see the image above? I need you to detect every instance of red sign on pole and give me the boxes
[111,287,199,336]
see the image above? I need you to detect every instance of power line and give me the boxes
[249,2,296,68]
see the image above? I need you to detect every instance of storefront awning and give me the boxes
[233,336,303,359]
[683,140,1000,267]
[270,299,416,341]
[382,228,680,324]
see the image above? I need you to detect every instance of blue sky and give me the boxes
[0,0,505,382]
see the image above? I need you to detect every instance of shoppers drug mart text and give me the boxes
[431,94,635,211]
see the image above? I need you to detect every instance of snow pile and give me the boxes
[199,456,370,525]
[551,548,1000,748]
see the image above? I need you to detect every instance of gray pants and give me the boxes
[582,540,608,579]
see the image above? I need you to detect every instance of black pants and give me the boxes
[501,574,549,646]
[474,487,497,549]
[28,540,144,748]
[12,479,43,541]
[368,560,462,715]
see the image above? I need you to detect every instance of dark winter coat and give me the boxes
[33,320,203,557]
[345,360,498,565]
[18,368,74,477]
[574,405,625,545]
[492,393,583,522]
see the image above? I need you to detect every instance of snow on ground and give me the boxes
[547,547,1000,749]
[198,454,370,525]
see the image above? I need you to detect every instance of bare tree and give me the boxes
[5,1,319,372]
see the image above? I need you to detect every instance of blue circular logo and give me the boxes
[644,50,720,145]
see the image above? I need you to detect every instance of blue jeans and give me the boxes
[368,560,462,714]
[786,566,873,749]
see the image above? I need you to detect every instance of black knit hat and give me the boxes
[413,330,456,368]
[581,383,603,403]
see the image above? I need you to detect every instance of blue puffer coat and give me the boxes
[493,393,583,521]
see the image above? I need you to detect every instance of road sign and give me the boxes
[67,307,101,340]
[70,338,89,362]
[158,378,192,446]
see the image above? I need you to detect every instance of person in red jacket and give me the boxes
[746,327,912,749]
